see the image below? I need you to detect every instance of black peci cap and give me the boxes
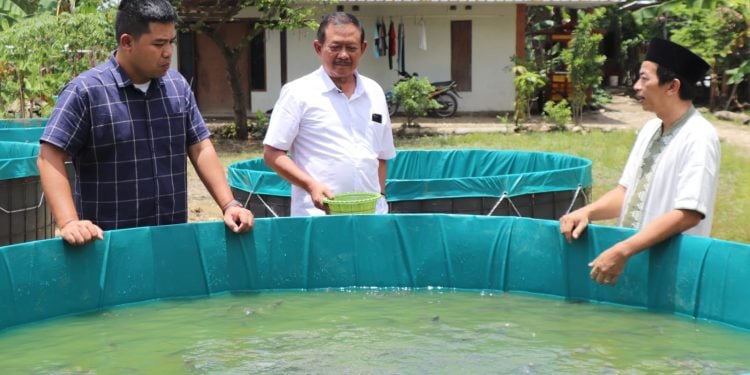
[645,38,710,84]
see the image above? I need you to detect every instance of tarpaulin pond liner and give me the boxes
[0,118,45,145]
[0,142,54,246]
[228,149,593,218]
[0,118,48,128]
[0,127,45,144]
[0,118,45,144]
[0,215,749,333]
[0,122,75,200]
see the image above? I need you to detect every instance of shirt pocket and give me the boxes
[90,104,133,145]
[361,119,387,147]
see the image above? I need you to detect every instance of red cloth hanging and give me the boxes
[388,20,396,70]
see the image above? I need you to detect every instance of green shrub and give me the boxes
[249,110,270,140]
[216,122,238,139]
[543,99,572,129]
[216,110,270,140]
[512,64,546,125]
[496,113,511,124]
[592,87,612,108]
[392,77,439,128]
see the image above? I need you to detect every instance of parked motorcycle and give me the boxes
[385,71,461,118]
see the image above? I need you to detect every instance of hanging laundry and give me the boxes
[398,20,405,72]
[373,20,380,58]
[388,20,396,70]
[418,17,427,51]
[378,18,388,57]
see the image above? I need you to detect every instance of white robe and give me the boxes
[618,109,721,237]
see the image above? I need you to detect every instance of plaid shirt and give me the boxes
[41,54,209,230]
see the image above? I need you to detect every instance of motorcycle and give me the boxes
[385,71,461,118]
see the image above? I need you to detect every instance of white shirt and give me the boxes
[264,67,396,216]
[618,109,720,236]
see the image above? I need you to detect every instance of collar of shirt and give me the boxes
[659,105,695,144]
[107,51,166,91]
[315,66,365,100]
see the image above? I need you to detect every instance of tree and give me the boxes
[0,0,64,26]
[633,0,749,110]
[561,9,606,125]
[0,11,114,117]
[522,6,566,77]
[0,0,36,24]
[175,0,319,139]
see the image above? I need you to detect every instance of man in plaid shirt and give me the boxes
[37,0,254,245]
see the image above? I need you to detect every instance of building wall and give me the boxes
[184,3,517,116]
[194,23,252,116]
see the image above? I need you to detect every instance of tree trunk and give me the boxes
[206,27,250,140]
[709,66,719,111]
[18,71,26,119]
[220,47,249,140]
[719,71,730,109]
[206,26,256,140]
[724,83,738,111]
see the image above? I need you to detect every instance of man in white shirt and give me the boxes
[559,38,720,286]
[264,12,396,216]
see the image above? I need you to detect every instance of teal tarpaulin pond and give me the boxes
[228,149,593,218]
[0,127,44,144]
[1,215,748,333]
[0,141,53,246]
[0,118,48,129]
[0,142,39,180]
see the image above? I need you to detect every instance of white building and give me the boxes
[176,0,622,117]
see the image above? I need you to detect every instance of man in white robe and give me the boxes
[559,38,719,286]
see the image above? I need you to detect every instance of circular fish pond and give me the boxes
[0,126,45,144]
[0,119,75,233]
[2,289,750,373]
[1,215,749,372]
[228,149,593,218]
[0,141,54,246]
[0,119,53,246]
[0,118,47,144]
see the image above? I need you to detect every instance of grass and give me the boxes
[207,129,749,244]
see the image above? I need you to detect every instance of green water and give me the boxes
[1,289,749,374]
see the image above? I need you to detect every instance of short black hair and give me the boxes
[317,12,364,45]
[656,65,698,101]
[115,0,178,42]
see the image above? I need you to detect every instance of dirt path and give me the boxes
[589,94,750,151]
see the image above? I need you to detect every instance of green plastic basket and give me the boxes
[323,192,381,215]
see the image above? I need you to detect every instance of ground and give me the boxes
[188,91,750,223]
[392,93,750,147]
